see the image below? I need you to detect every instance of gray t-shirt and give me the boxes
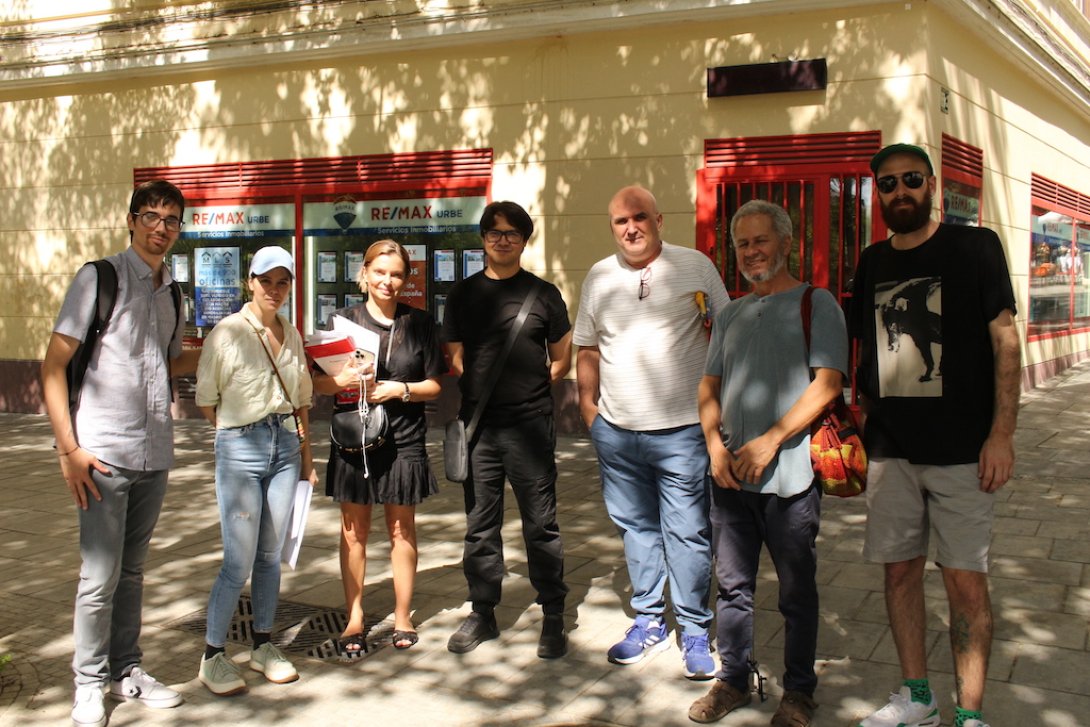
[53,247,183,471]
[704,284,847,497]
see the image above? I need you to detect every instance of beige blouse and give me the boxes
[196,305,313,429]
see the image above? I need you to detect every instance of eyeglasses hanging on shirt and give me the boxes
[638,264,652,301]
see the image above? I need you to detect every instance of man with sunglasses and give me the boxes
[850,144,1020,727]
[574,185,730,679]
[442,200,573,659]
[42,180,197,727]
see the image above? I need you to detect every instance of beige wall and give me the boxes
[2,1,1089,388]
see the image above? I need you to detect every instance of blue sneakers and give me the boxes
[607,615,670,664]
[681,632,715,680]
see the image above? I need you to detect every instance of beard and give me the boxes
[740,246,787,284]
[880,190,934,234]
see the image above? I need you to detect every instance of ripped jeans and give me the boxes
[205,414,301,647]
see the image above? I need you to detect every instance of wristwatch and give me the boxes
[401,382,411,402]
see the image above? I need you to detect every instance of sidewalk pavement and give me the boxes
[1,362,1089,727]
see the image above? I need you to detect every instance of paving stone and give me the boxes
[1052,537,1090,564]
[992,515,1042,536]
[1010,643,1090,695]
[989,533,1054,559]
[993,607,1090,648]
[989,576,1067,612]
[991,555,1083,585]
[1061,586,1090,618]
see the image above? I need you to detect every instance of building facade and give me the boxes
[2,0,1089,427]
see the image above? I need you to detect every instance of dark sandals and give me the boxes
[339,633,368,656]
[392,629,419,650]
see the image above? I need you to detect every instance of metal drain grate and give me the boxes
[165,595,392,662]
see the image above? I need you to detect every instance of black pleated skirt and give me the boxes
[325,438,439,506]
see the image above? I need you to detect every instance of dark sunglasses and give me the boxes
[876,171,927,194]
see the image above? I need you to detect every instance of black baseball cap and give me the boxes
[870,143,934,175]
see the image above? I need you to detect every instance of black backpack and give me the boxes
[65,259,183,410]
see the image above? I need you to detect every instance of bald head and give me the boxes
[610,185,660,216]
[608,185,664,268]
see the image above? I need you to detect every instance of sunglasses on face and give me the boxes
[876,171,927,194]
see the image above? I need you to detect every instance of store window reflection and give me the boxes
[1029,206,1090,335]
[173,202,296,340]
[303,195,487,334]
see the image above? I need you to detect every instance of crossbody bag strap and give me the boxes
[464,278,543,440]
[246,316,305,440]
[800,284,815,382]
[249,323,296,409]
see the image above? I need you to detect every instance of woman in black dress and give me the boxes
[313,240,444,653]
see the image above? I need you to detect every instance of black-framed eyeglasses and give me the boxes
[875,171,927,194]
[484,229,525,244]
[638,264,652,301]
[132,210,183,232]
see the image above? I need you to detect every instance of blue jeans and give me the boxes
[590,417,713,635]
[710,483,820,694]
[205,414,301,647]
[73,466,168,687]
[461,414,567,613]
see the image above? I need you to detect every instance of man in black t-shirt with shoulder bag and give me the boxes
[442,200,573,659]
[850,144,1021,727]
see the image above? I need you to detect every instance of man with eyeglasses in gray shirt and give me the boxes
[42,179,198,727]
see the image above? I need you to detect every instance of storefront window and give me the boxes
[1028,205,1090,335]
[941,178,981,226]
[303,195,487,333]
[173,202,296,341]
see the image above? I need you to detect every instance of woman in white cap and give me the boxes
[194,245,318,696]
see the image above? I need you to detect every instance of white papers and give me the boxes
[305,316,380,376]
[331,315,380,357]
[281,480,313,570]
[305,331,359,376]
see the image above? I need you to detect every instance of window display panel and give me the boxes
[1075,220,1090,324]
[175,203,296,341]
[1028,205,1075,335]
[941,178,982,227]
[303,195,486,334]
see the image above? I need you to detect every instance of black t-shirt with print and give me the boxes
[442,268,571,425]
[848,224,1016,464]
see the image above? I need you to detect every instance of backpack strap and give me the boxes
[169,280,183,333]
[66,260,118,410]
[167,279,183,402]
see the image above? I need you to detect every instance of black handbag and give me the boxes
[330,399,388,454]
[330,318,397,477]
[442,418,468,483]
[443,279,542,483]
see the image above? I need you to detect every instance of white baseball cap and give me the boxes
[249,246,295,278]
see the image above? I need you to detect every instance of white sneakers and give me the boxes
[857,685,941,727]
[199,644,299,696]
[108,667,183,708]
[71,685,106,727]
[199,652,247,696]
[249,643,299,684]
[74,668,182,727]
